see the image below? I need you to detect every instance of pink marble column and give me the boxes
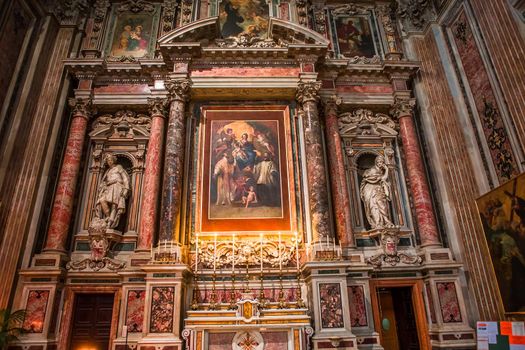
[137,98,167,251]
[323,98,354,247]
[44,98,93,252]
[159,78,191,242]
[391,98,441,247]
[296,81,333,243]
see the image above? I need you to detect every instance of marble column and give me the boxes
[296,81,332,243]
[44,97,93,252]
[323,98,354,247]
[137,98,167,250]
[390,98,440,247]
[159,78,191,242]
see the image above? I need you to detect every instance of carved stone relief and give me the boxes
[366,228,422,267]
[396,0,435,31]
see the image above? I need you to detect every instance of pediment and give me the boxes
[158,17,329,63]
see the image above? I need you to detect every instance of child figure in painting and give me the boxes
[242,185,258,208]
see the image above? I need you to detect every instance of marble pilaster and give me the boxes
[159,78,191,242]
[137,98,167,251]
[44,97,93,252]
[390,98,440,247]
[296,81,332,243]
[323,98,354,247]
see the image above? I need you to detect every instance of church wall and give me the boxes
[0,18,77,308]
[409,27,505,320]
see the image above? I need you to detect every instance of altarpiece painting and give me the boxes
[219,0,270,38]
[476,172,525,313]
[198,107,292,233]
[332,14,377,58]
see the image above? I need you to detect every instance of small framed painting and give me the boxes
[103,3,161,59]
[331,12,379,58]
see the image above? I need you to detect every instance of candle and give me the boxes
[333,238,336,254]
[278,232,282,272]
[214,234,217,273]
[326,235,329,250]
[196,233,199,273]
[170,240,174,256]
[260,233,263,273]
[150,241,153,260]
[295,232,300,272]
[232,234,236,273]
[164,239,167,251]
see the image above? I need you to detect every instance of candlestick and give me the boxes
[295,232,300,272]
[260,233,263,273]
[150,241,153,261]
[232,234,235,273]
[326,235,329,250]
[213,234,217,273]
[195,233,199,273]
[164,239,167,251]
[278,232,282,272]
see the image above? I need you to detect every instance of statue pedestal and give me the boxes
[304,260,358,350]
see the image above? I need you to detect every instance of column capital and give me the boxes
[68,97,95,119]
[390,97,416,119]
[165,78,192,103]
[322,95,342,115]
[148,97,168,118]
[296,80,322,105]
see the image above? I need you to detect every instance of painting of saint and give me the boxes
[219,0,270,38]
[201,108,291,233]
[476,172,525,313]
[106,8,159,58]
[334,16,376,58]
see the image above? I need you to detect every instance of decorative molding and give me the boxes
[116,0,155,13]
[180,0,193,25]
[312,3,327,35]
[54,0,90,26]
[92,110,151,137]
[347,55,382,65]
[396,0,435,31]
[104,55,138,63]
[366,228,422,267]
[376,4,401,55]
[215,33,287,48]
[198,239,298,269]
[89,0,110,49]
[296,81,322,104]
[331,3,369,16]
[161,0,178,34]
[295,0,309,27]
[339,109,397,136]
[165,78,192,102]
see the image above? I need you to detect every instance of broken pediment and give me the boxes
[158,16,329,64]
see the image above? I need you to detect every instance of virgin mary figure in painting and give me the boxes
[360,155,393,229]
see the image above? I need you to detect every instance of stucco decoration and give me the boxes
[232,331,264,350]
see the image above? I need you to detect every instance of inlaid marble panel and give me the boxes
[348,285,367,327]
[23,290,50,333]
[319,283,344,329]
[126,290,145,332]
[150,286,174,333]
[436,282,462,323]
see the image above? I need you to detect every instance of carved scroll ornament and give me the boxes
[338,109,397,136]
[366,228,422,268]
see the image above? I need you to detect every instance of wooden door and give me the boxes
[378,288,400,350]
[70,293,115,350]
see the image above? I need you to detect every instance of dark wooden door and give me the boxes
[392,287,420,350]
[70,293,114,350]
[378,288,400,350]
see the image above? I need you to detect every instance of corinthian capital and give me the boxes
[68,97,94,119]
[390,97,416,119]
[148,97,168,117]
[296,81,322,105]
[322,95,342,115]
[165,78,192,103]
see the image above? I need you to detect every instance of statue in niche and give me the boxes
[360,155,394,229]
[94,154,131,229]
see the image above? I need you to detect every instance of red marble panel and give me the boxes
[319,283,344,329]
[94,84,151,94]
[336,85,393,93]
[126,290,145,332]
[191,67,300,77]
[23,290,50,333]
[263,331,288,350]
[150,287,174,333]
[436,282,462,323]
[279,3,290,21]
[348,285,367,327]
[451,11,519,181]
[208,332,235,350]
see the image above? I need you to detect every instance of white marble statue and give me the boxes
[95,154,131,229]
[360,155,394,229]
